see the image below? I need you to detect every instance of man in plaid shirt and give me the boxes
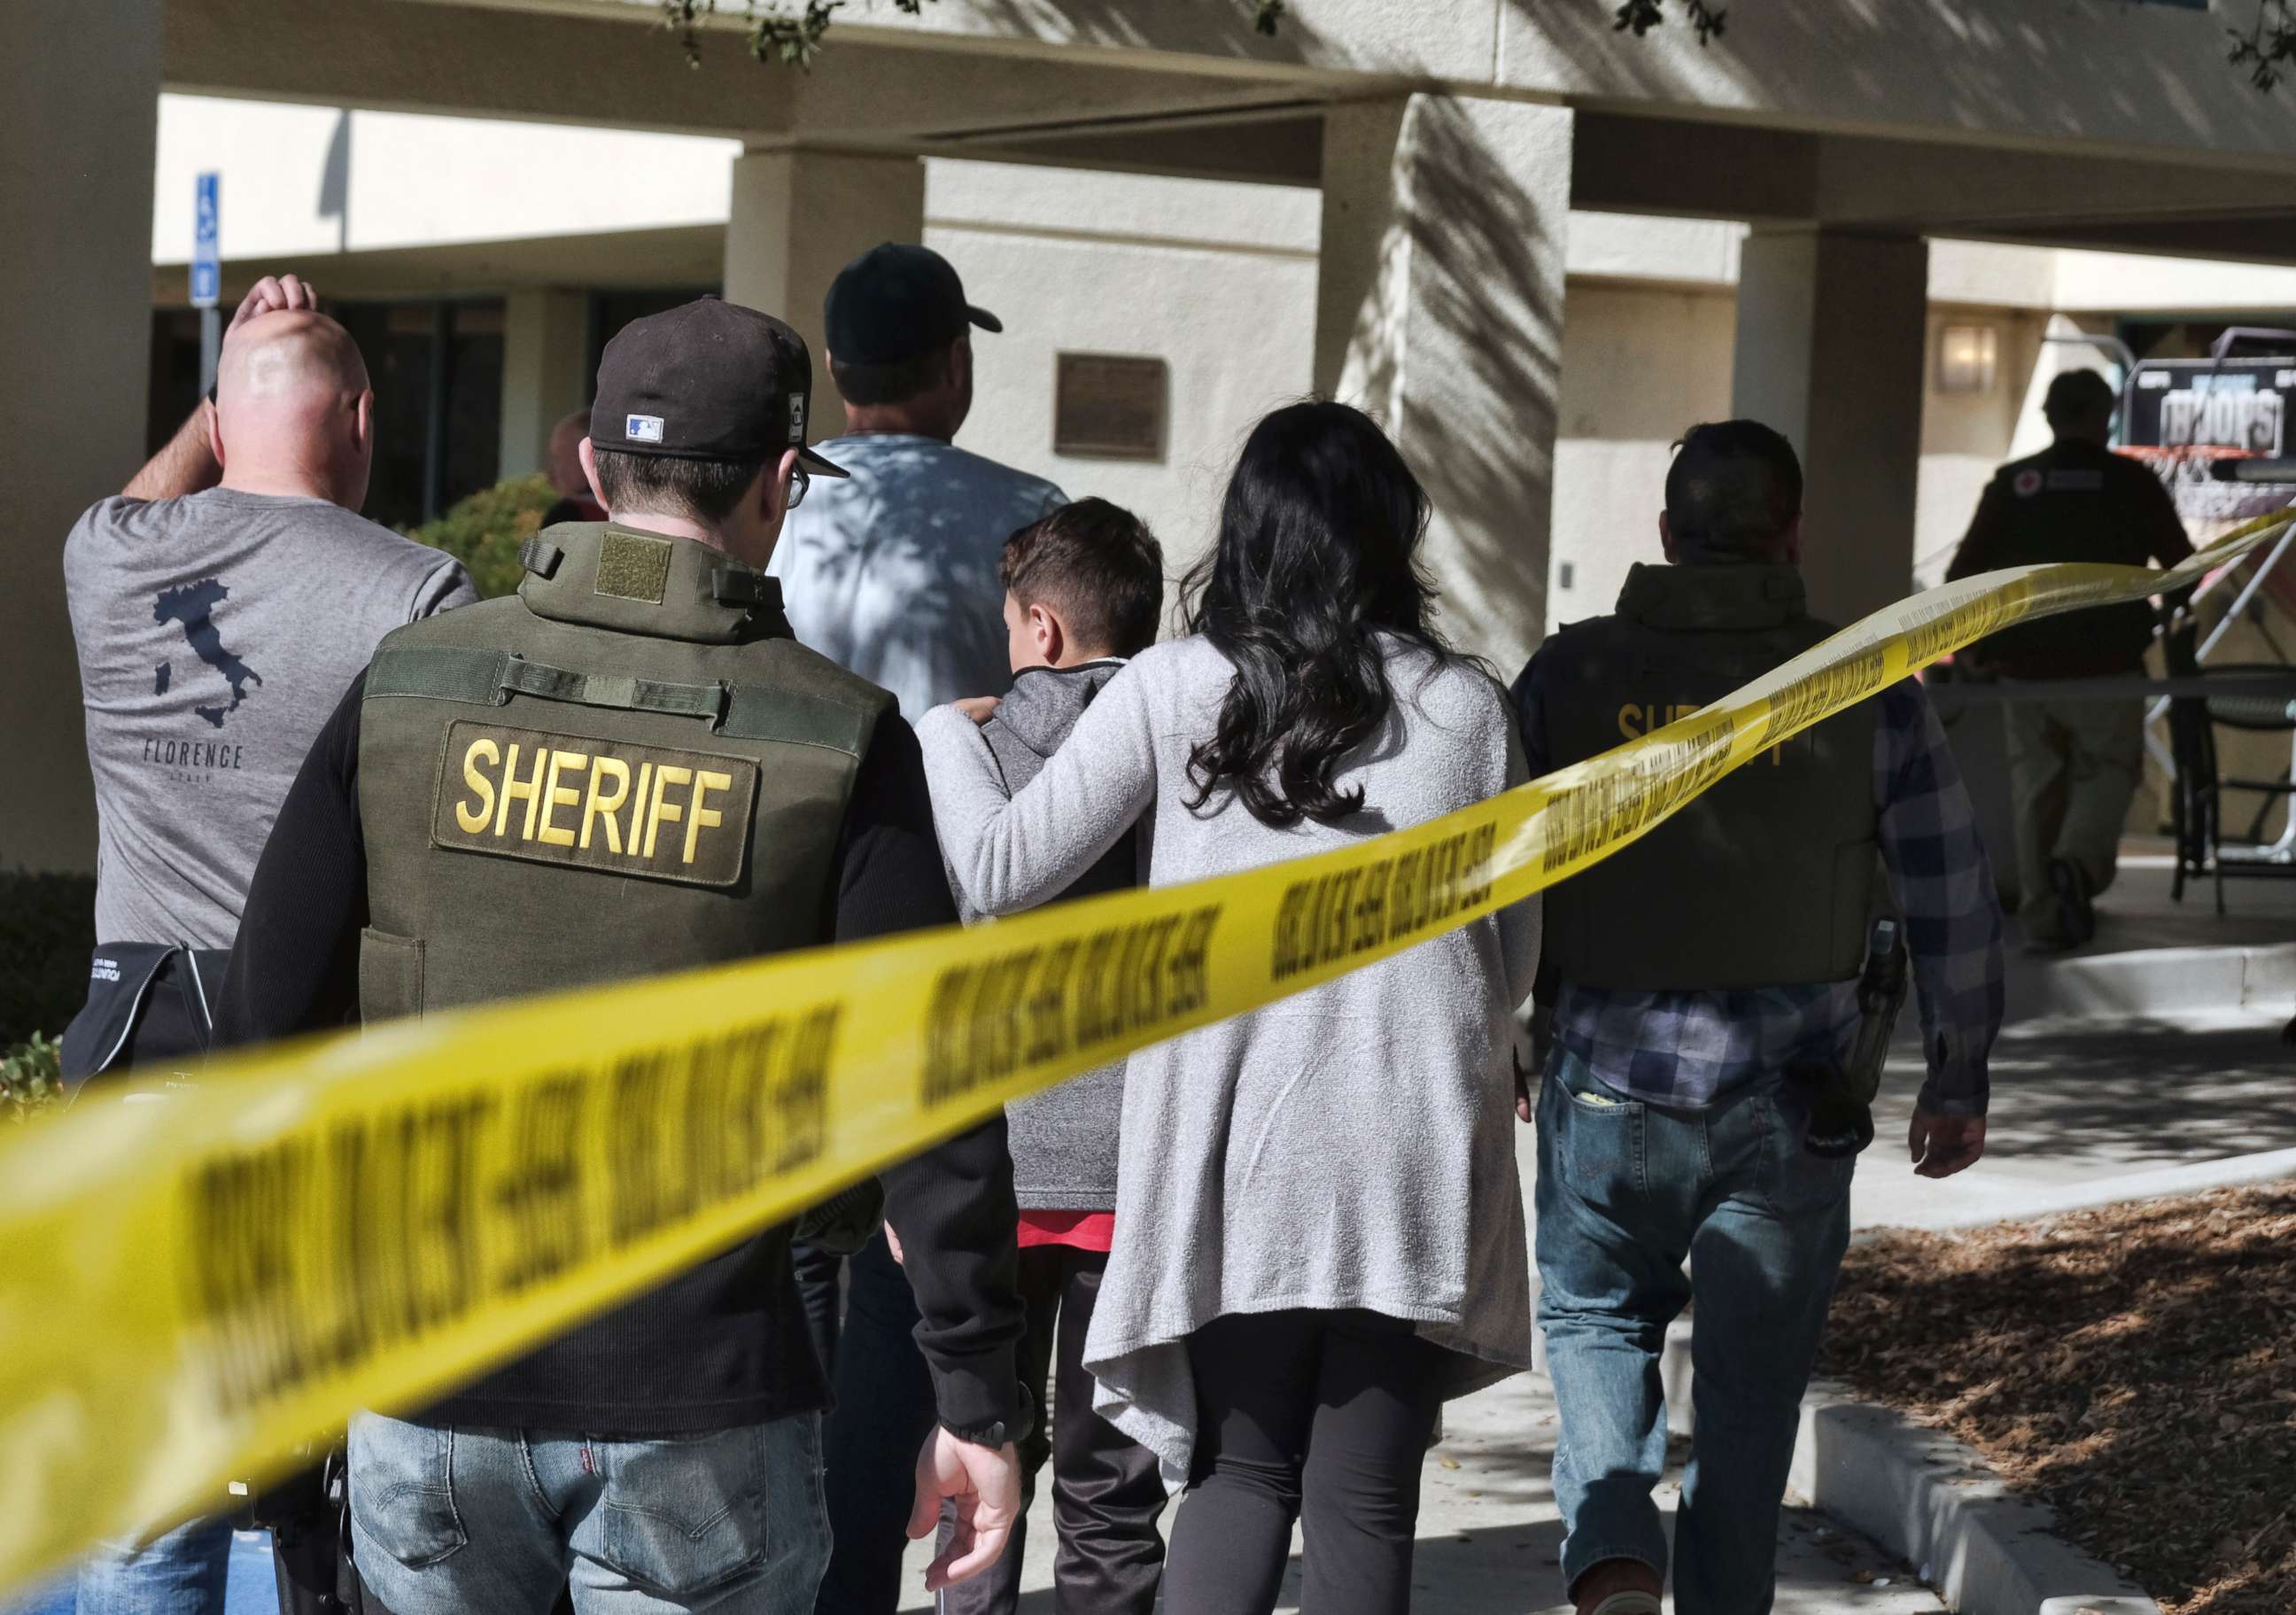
[1510,421,2005,1615]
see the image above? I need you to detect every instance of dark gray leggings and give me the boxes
[1161,1309,1447,1615]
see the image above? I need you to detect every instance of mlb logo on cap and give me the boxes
[590,297,848,478]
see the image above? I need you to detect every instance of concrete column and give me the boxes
[724,146,926,443]
[1315,95,1571,676]
[1732,228,1929,625]
[498,289,591,480]
[1,1,161,873]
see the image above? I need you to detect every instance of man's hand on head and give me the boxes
[225,274,321,345]
[1908,1108,1986,1179]
[907,1427,1022,1592]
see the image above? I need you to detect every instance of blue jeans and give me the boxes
[1535,1048,1852,1615]
[347,1412,829,1615]
[75,1518,234,1615]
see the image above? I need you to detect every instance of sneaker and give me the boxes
[2049,856,2097,948]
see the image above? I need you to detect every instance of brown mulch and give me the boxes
[1819,1184,2296,1615]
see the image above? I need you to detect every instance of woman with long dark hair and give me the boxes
[919,400,1540,1614]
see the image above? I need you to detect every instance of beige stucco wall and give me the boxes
[1549,282,2066,631]
[1547,282,1737,632]
[1912,306,2054,586]
[660,0,2296,171]
[923,162,1322,610]
[151,96,739,262]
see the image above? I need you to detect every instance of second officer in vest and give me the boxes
[1511,421,2005,1615]
[215,299,1027,1615]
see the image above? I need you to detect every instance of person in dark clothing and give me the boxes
[213,299,1026,1615]
[1946,368,2195,951]
[1514,421,2002,1615]
[937,498,1170,1615]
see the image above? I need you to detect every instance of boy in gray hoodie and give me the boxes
[941,497,1167,1614]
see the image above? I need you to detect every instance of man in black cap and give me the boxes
[1947,368,2194,951]
[215,297,1028,1614]
[768,242,1067,724]
[764,242,1068,1615]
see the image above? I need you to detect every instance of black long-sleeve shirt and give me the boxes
[214,672,1023,1436]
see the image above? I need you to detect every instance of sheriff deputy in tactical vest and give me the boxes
[1510,420,2005,1615]
[214,299,1027,1615]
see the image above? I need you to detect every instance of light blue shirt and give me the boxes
[767,433,1066,718]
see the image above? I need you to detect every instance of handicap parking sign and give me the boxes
[191,172,220,308]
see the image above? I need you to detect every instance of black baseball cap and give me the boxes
[825,244,1002,368]
[590,297,847,478]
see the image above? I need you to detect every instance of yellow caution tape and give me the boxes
[0,509,2285,1592]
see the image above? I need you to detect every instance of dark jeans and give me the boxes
[1161,1310,1445,1615]
[811,1231,937,1615]
[940,1246,1166,1615]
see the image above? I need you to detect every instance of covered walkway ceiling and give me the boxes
[166,0,2296,264]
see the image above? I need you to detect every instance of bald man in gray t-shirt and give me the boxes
[67,277,475,960]
[62,275,474,1612]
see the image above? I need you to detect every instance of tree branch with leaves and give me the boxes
[2230,0,2296,90]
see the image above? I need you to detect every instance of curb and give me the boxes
[2005,941,2296,1024]
[1657,1344,2154,1613]
[1789,1385,2158,1615]
[1647,1152,2296,1610]
[1854,1145,2296,1236]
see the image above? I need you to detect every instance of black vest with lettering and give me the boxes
[352,522,892,1433]
[1537,563,1881,992]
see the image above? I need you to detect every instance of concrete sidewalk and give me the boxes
[1858,1005,2296,1230]
[896,1369,1944,1612]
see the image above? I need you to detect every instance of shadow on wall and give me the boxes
[776,437,1028,704]
[317,108,349,254]
[1392,96,1564,669]
[1508,0,2296,157]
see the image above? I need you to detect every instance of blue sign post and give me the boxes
[193,172,221,396]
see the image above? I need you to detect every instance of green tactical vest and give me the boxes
[355,523,892,1021]
[1537,562,1881,992]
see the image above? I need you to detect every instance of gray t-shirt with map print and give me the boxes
[65,487,477,950]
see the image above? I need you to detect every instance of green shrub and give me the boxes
[0,868,96,1050]
[405,474,558,600]
[1,1033,62,1122]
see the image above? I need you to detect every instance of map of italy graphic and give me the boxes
[152,578,260,729]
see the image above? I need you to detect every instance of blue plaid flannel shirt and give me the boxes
[1515,664,2005,1117]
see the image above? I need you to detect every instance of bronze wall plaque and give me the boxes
[1054,353,1168,461]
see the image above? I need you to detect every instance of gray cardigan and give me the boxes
[919,633,1541,1483]
[952,659,1136,1211]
